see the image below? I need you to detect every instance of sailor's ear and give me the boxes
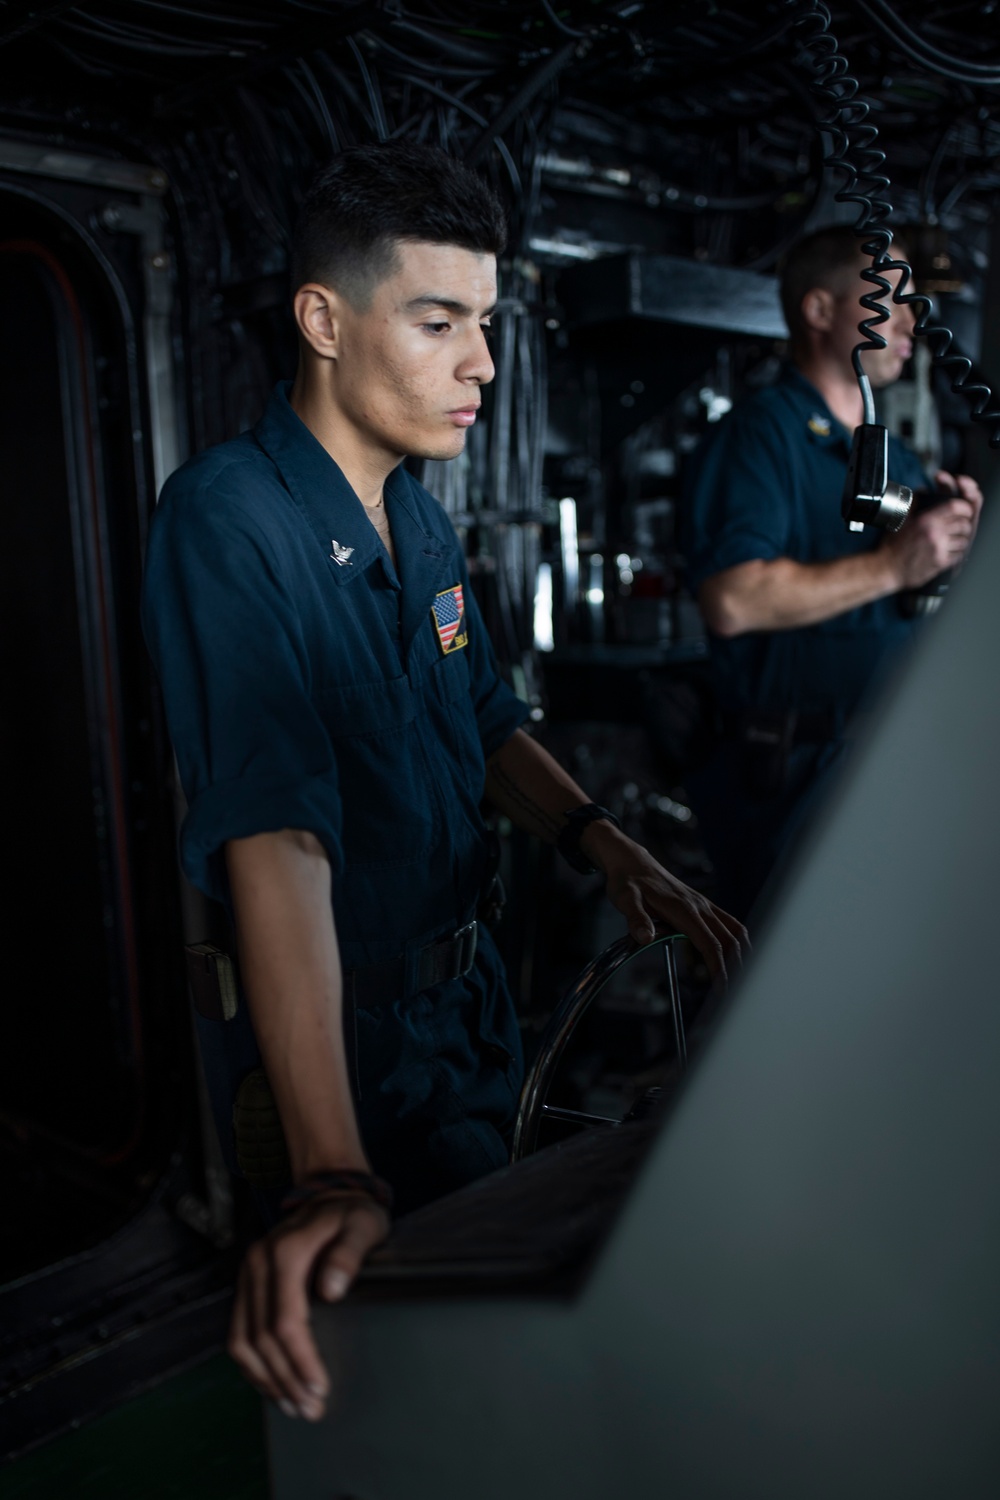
[293,283,344,360]
[800,286,836,334]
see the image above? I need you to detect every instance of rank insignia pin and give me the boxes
[808,413,831,437]
[330,539,354,566]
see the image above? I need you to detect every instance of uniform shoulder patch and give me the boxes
[431,584,468,654]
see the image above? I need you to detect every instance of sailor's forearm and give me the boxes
[698,550,899,636]
[484,728,596,844]
[225,828,368,1180]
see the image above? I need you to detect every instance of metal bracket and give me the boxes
[0,137,181,496]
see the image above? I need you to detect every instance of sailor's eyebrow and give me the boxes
[404,294,497,318]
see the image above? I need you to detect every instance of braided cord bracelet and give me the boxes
[280,1169,393,1217]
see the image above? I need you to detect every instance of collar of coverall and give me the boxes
[783,362,852,455]
[252,381,449,590]
[253,382,457,655]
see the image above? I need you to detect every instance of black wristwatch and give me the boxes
[556,802,622,874]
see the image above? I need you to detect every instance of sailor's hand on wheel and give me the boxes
[580,822,749,984]
[228,1191,389,1421]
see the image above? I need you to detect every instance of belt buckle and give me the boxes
[454,920,478,978]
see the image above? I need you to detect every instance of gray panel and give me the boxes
[272,500,1000,1499]
[560,252,788,339]
[591,509,1000,1495]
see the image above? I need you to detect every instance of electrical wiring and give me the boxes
[364,32,496,79]
[347,34,390,139]
[920,119,963,220]
[743,136,827,272]
[939,159,1000,218]
[9,0,996,659]
[310,51,373,145]
[392,73,523,194]
[540,0,586,39]
[519,114,546,250]
[468,37,581,166]
[856,0,1000,87]
[541,158,800,214]
[60,10,256,56]
[124,0,282,28]
[385,15,503,64]
[297,57,341,151]
[283,62,337,150]
[42,32,117,76]
[58,30,233,62]
[227,91,294,247]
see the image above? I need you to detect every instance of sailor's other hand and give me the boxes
[580,821,749,984]
[228,1190,390,1421]
[884,489,978,590]
[935,470,983,526]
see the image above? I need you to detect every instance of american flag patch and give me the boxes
[431,584,468,655]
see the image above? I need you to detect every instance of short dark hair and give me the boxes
[779,225,868,341]
[291,141,508,307]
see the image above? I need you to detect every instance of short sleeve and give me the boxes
[142,463,344,903]
[682,404,794,593]
[459,557,531,758]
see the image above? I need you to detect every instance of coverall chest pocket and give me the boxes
[314,676,436,866]
[429,649,485,795]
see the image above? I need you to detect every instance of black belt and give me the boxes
[345,921,479,1008]
[721,708,840,746]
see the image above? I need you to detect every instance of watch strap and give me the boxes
[556,802,621,874]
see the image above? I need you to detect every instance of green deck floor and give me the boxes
[1,1353,269,1500]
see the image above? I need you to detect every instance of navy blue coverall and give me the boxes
[143,382,530,1215]
[682,364,929,919]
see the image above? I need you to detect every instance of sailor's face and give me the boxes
[832,259,916,389]
[336,240,496,462]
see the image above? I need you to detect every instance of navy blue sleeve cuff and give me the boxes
[687,534,783,593]
[475,677,531,760]
[181,771,345,905]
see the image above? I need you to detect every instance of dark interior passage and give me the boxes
[0,244,127,1152]
[0,208,193,1286]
